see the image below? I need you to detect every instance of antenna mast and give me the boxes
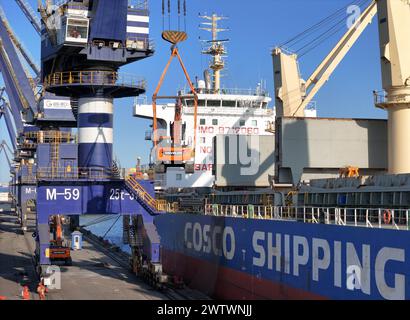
[200,14,228,93]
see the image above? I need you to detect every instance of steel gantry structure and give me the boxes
[0,0,177,289]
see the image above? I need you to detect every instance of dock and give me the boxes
[0,210,167,300]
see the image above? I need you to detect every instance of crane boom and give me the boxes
[14,0,42,36]
[273,0,377,117]
[0,141,13,169]
[0,7,40,78]
[297,1,377,116]
[0,10,37,124]
[0,99,18,151]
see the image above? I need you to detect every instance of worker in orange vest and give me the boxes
[21,285,31,300]
[36,281,48,300]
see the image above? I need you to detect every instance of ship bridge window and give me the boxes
[185,99,206,107]
[239,120,246,127]
[252,120,258,126]
[207,100,222,107]
[222,100,236,107]
[238,100,252,108]
[65,18,89,43]
[200,118,206,125]
[212,119,218,125]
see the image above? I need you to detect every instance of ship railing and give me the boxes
[44,71,146,89]
[374,89,410,106]
[53,0,88,10]
[128,0,149,10]
[37,167,115,180]
[180,87,270,97]
[20,176,37,184]
[204,204,410,231]
[374,90,387,105]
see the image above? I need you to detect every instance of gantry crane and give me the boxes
[273,0,410,174]
[34,0,166,286]
[0,3,76,233]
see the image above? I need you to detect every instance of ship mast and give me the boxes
[200,14,228,94]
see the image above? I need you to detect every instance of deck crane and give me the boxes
[272,0,378,118]
[273,0,410,174]
[14,0,42,36]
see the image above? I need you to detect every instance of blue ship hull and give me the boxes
[155,213,410,300]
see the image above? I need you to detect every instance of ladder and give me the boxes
[50,131,61,178]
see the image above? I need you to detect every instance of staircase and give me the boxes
[124,176,160,215]
[112,160,121,179]
[70,98,79,120]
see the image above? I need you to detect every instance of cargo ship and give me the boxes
[129,0,410,300]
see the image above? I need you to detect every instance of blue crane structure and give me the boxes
[0,92,19,203]
[0,2,77,232]
[0,0,167,287]
[33,0,166,285]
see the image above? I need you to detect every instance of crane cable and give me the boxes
[297,0,371,57]
[162,0,187,32]
[296,13,354,56]
[80,214,118,228]
[280,0,363,48]
[279,0,369,52]
[102,215,122,239]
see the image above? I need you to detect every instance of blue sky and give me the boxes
[0,0,385,182]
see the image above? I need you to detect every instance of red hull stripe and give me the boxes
[162,248,326,300]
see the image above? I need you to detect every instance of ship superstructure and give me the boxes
[134,14,302,190]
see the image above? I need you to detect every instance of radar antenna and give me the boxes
[200,14,229,93]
